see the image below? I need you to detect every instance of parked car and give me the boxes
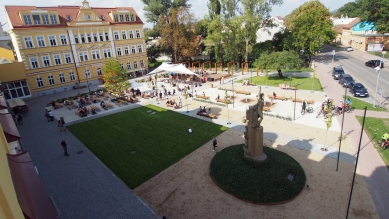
[349,82,368,97]
[332,66,345,80]
[346,47,353,51]
[365,60,384,68]
[338,74,354,87]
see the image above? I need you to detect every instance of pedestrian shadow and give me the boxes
[327,151,355,163]
[283,138,314,151]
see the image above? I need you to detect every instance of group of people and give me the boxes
[280,83,290,89]
[242,79,250,86]
[198,106,212,115]
[166,98,181,108]
[381,131,389,149]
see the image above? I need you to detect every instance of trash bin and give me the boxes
[210,84,214,88]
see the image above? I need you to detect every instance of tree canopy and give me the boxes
[141,0,190,23]
[359,0,389,33]
[102,58,131,97]
[332,1,362,18]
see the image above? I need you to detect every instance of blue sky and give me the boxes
[1,0,352,31]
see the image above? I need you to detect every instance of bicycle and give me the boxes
[301,104,314,115]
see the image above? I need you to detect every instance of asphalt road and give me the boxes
[320,45,388,102]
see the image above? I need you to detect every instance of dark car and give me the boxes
[365,60,384,68]
[338,74,354,87]
[349,82,368,97]
[332,66,345,80]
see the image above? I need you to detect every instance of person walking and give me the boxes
[58,117,66,131]
[48,110,54,121]
[301,99,307,114]
[178,97,182,108]
[61,139,69,156]
[212,136,218,152]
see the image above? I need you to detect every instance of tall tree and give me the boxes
[284,1,336,61]
[141,0,190,24]
[208,0,221,20]
[332,1,362,18]
[359,0,389,33]
[204,15,224,62]
[102,58,131,97]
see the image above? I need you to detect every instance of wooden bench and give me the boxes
[234,90,250,95]
[166,103,180,109]
[247,82,256,86]
[195,95,209,99]
[267,95,286,101]
[291,98,314,104]
[216,98,231,104]
[197,112,217,119]
[263,107,271,112]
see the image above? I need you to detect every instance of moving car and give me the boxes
[349,82,368,97]
[332,66,345,80]
[365,60,384,68]
[338,74,354,88]
[346,47,353,51]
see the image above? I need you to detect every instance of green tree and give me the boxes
[208,0,221,20]
[204,15,225,62]
[144,27,159,42]
[146,45,162,64]
[284,1,336,61]
[102,58,131,97]
[332,1,362,18]
[141,0,190,24]
[194,18,209,38]
[359,0,389,33]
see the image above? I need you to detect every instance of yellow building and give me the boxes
[5,0,148,97]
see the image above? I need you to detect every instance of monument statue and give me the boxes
[243,86,267,161]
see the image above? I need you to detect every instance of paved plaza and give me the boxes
[16,48,389,218]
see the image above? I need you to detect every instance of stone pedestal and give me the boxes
[244,126,267,161]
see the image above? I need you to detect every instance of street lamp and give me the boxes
[155,72,159,104]
[373,64,382,107]
[293,84,301,120]
[250,62,253,82]
[84,67,91,94]
[231,79,237,108]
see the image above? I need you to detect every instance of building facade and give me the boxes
[256,16,285,43]
[5,0,148,97]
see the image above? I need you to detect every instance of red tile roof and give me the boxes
[5,5,143,29]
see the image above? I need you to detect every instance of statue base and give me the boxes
[243,126,267,162]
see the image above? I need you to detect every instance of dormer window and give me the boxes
[67,15,72,21]
[130,14,135,22]
[32,14,41,25]
[50,15,58,24]
[86,14,91,20]
[42,14,49,24]
[120,14,124,22]
[23,15,32,25]
[100,15,105,20]
[114,14,118,22]
[125,14,129,22]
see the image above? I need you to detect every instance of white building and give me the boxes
[256,16,284,43]
[0,22,12,49]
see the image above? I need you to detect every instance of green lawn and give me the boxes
[68,105,228,188]
[237,76,323,91]
[346,95,387,111]
[356,116,389,167]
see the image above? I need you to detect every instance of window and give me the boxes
[48,75,55,85]
[117,47,122,56]
[85,69,91,78]
[99,33,104,41]
[36,77,44,88]
[114,14,118,22]
[87,34,92,43]
[32,14,41,25]
[140,60,145,68]
[122,31,127,40]
[129,30,134,39]
[36,36,45,47]
[124,46,129,55]
[114,31,119,40]
[79,52,89,62]
[24,37,34,48]
[120,63,124,70]
[136,30,141,38]
[120,14,124,22]
[64,54,72,64]
[138,44,143,53]
[92,50,101,60]
[94,33,98,42]
[105,33,109,41]
[127,62,131,70]
[42,56,50,67]
[134,61,138,68]
[103,49,111,58]
[131,45,136,54]
[74,35,79,43]
[60,35,68,45]
[86,14,91,20]
[59,73,66,83]
[130,14,135,21]
[23,15,32,25]
[42,14,49,24]
[2,80,30,100]
[48,35,57,46]
[97,67,102,76]
[125,14,130,22]
[50,15,58,24]
[81,34,85,43]
[53,54,62,65]
[30,57,39,69]
[69,71,76,81]
[67,15,72,21]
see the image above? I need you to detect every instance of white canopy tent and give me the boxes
[147,63,198,76]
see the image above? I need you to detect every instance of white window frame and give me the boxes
[114,31,120,40]
[30,57,39,69]
[129,30,134,39]
[125,14,130,22]
[124,46,129,55]
[36,77,44,88]
[114,14,118,22]
[116,47,122,56]
[86,14,91,20]
[24,37,34,48]
[48,35,57,46]
[85,69,91,78]
[69,71,76,81]
[103,49,112,58]
[140,60,145,68]
[74,35,79,44]
[130,14,135,22]
[64,53,72,64]
[42,56,51,67]
[53,54,62,65]
[81,34,85,43]
[50,15,58,24]
[122,31,127,40]
[32,14,41,25]
[87,34,92,43]
[36,36,46,47]
[131,45,136,54]
[99,33,104,41]
[134,61,138,69]
[59,73,66,83]
[79,52,89,62]
[23,15,32,25]
[138,44,143,53]
[93,33,98,42]
[120,63,124,70]
[91,50,101,60]
[59,34,68,45]
[48,75,55,86]
[97,67,102,76]
[42,14,49,24]
[127,62,132,70]
[136,30,141,38]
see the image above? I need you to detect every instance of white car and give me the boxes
[346,47,353,52]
